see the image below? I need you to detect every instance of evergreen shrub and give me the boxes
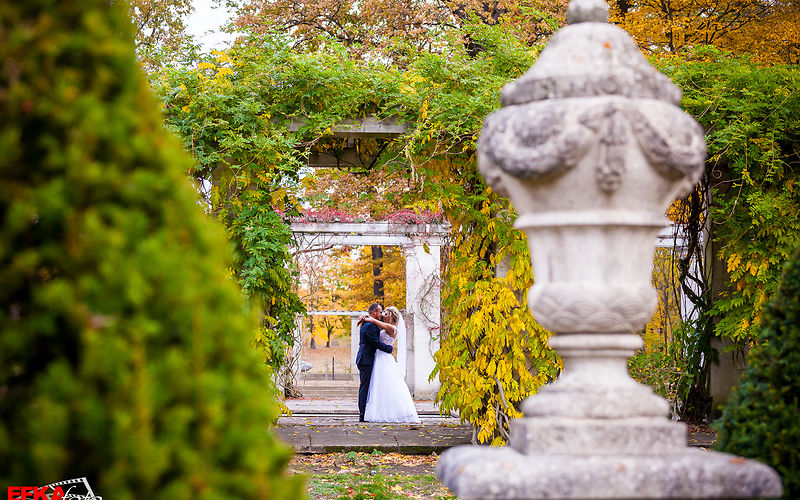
[714,246,800,499]
[0,1,302,498]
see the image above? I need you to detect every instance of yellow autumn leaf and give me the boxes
[212,50,231,64]
[419,100,428,120]
[216,67,234,78]
[727,254,742,272]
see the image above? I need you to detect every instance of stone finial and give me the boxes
[566,0,609,24]
[436,0,784,496]
[500,22,682,107]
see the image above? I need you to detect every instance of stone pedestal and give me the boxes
[437,447,781,499]
[437,333,782,498]
[435,0,782,496]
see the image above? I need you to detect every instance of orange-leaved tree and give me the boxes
[611,0,800,63]
[235,0,569,55]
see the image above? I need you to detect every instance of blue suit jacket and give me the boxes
[356,321,393,367]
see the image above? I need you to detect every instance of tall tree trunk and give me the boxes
[325,319,332,348]
[371,245,384,301]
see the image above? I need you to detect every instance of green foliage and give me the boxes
[155,28,552,440]
[714,246,800,498]
[156,28,535,164]
[155,42,308,370]
[657,47,800,346]
[433,181,561,444]
[0,1,302,497]
[628,327,697,417]
[628,345,684,409]
[232,205,305,366]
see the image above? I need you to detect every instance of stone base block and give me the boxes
[522,385,670,419]
[436,446,782,499]
[511,417,686,455]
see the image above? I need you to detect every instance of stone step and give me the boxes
[297,380,360,387]
[301,373,358,382]
[275,420,473,455]
[298,389,359,398]
[299,383,359,389]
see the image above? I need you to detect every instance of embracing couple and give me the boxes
[356,303,421,423]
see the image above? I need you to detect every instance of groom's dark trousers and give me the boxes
[356,321,393,421]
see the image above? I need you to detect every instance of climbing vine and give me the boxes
[643,48,800,419]
[155,45,309,369]
[657,48,800,347]
[154,28,800,434]
[432,174,561,444]
[154,26,556,438]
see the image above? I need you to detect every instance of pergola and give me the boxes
[292,221,450,400]
[287,116,695,400]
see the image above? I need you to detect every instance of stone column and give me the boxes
[404,240,441,400]
[350,313,360,377]
[436,0,782,497]
[403,312,415,391]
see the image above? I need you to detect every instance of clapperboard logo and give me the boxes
[7,477,102,500]
[42,477,101,500]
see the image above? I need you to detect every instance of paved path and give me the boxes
[278,398,471,454]
[284,397,444,415]
[276,398,715,454]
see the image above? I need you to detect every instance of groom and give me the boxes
[356,303,394,422]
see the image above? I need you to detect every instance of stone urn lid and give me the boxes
[501,0,682,107]
[477,0,706,210]
[475,0,707,338]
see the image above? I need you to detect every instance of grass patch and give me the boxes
[307,473,455,499]
[292,452,455,499]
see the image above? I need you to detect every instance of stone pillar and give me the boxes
[350,313,360,377]
[710,336,748,415]
[403,311,415,391]
[436,0,782,497]
[404,240,441,400]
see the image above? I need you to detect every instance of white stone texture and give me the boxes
[291,221,449,248]
[510,417,686,455]
[350,314,360,371]
[436,0,783,496]
[522,335,668,419]
[405,241,442,399]
[436,447,783,500]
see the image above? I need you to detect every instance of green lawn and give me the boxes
[291,451,456,499]
[307,472,455,499]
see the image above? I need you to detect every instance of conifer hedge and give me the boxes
[714,246,800,499]
[0,1,302,498]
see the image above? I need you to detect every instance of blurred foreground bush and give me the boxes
[714,246,800,499]
[0,1,303,498]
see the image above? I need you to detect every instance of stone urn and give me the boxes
[435,0,783,497]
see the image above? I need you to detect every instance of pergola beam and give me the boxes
[291,222,450,249]
[288,116,409,138]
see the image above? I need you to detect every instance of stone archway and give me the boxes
[292,221,450,399]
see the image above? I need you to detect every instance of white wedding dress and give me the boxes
[364,322,421,423]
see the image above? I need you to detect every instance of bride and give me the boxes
[360,306,421,423]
